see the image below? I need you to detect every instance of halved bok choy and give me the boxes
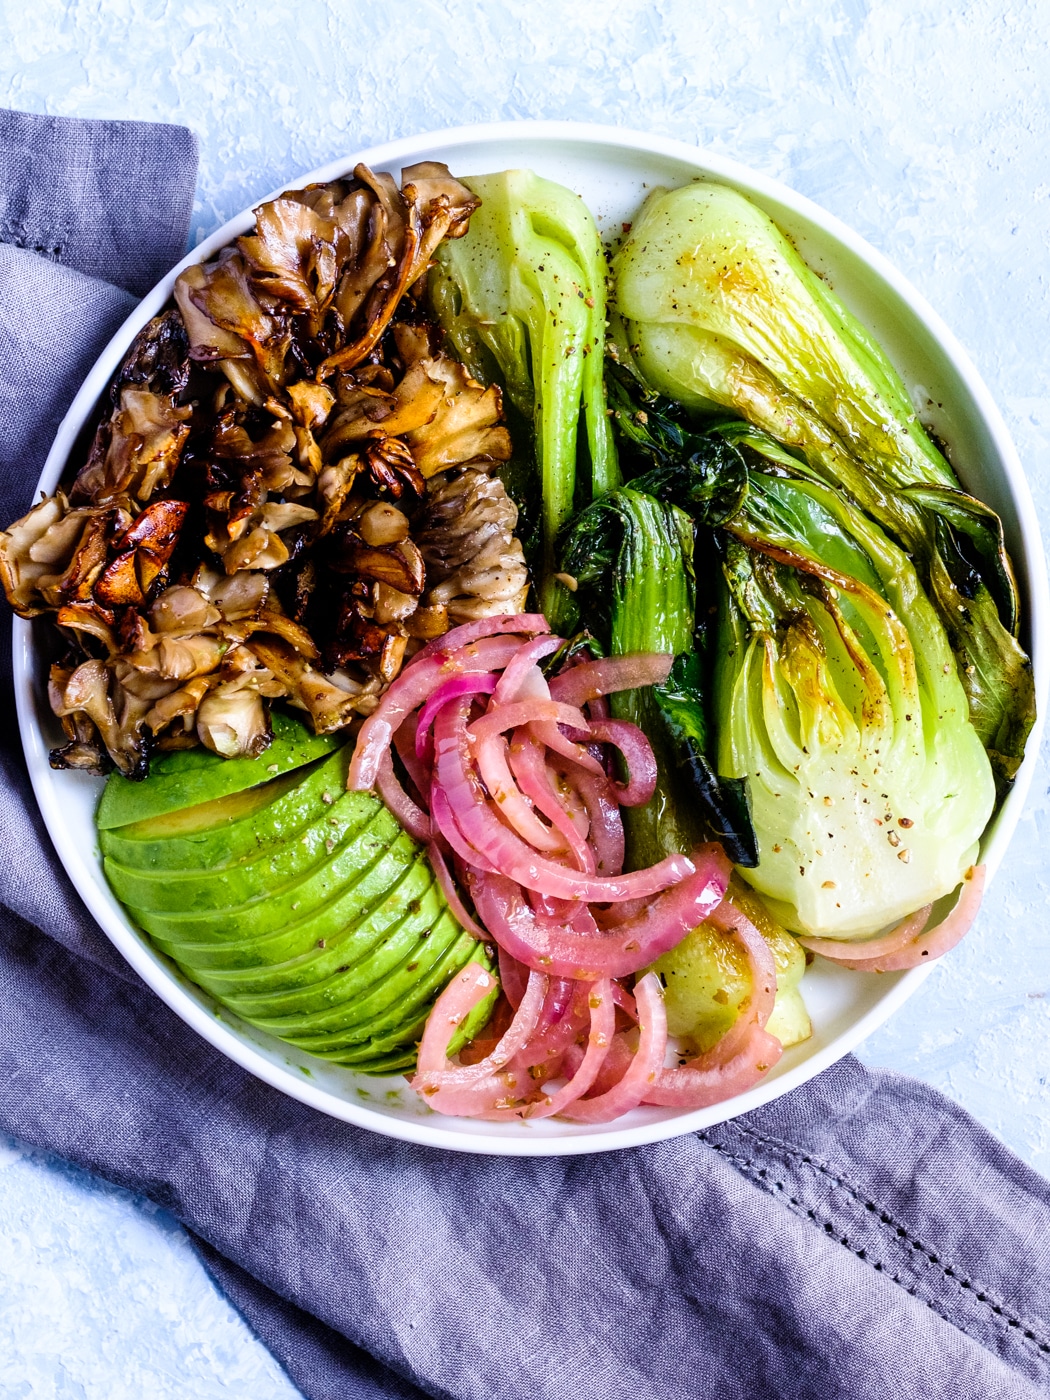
[430,169,618,625]
[613,179,1034,786]
[716,467,994,938]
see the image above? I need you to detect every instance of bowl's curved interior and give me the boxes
[14,123,1049,1155]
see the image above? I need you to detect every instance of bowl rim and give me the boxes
[14,119,1049,1156]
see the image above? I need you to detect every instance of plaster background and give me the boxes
[1,1,1049,1394]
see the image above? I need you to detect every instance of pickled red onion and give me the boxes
[472,723,565,854]
[349,635,524,790]
[548,653,674,707]
[586,719,659,808]
[428,841,489,944]
[565,973,668,1123]
[414,612,550,665]
[346,620,793,1125]
[524,980,616,1119]
[508,736,595,875]
[801,866,985,972]
[415,673,498,758]
[433,698,696,904]
[467,854,728,979]
[375,749,430,843]
[492,635,562,705]
[392,713,430,799]
[569,768,625,878]
[410,967,549,1117]
[643,900,782,1109]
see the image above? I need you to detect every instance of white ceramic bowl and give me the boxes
[15,123,1049,1155]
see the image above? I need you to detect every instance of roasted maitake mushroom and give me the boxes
[416,468,529,624]
[0,162,535,777]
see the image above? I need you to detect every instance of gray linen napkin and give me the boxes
[3,107,1050,1400]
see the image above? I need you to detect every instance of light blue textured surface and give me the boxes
[2,1,1049,1394]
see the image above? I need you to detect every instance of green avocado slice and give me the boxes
[100,746,353,873]
[234,901,462,1029]
[100,712,499,1073]
[103,787,381,914]
[96,708,340,830]
[281,922,481,1048]
[303,940,498,1065]
[128,806,405,942]
[329,1048,419,1075]
[154,841,433,984]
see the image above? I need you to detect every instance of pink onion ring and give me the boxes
[797,904,932,962]
[564,767,625,878]
[428,841,489,943]
[514,977,588,1071]
[548,653,674,707]
[472,723,565,854]
[524,980,617,1119]
[492,635,562,705]
[392,712,430,800]
[468,853,729,980]
[413,962,500,1081]
[508,735,595,874]
[586,694,610,722]
[586,719,658,808]
[415,673,499,760]
[565,1032,634,1097]
[429,785,500,875]
[805,866,986,972]
[348,635,524,790]
[527,718,605,777]
[411,968,548,1117]
[469,699,594,746]
[565,973,668,1123]
[472,695,606,779]
[375,749,431,843]
[497,945,528,1011]
[434,699,696,904]
[412,613,550,666]
[644,900,783,1109]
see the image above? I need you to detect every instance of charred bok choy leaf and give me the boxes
[430,170,618,625]
[559,487,758,868]
[717,468,994,938]
[613,180,1035,785]
[604,372,994,938]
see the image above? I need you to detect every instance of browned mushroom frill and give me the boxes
[0,163,530,777]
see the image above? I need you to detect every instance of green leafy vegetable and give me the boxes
[613,179,1035,784]
[598,370,995,937]
[716,470,995,937]
[560,487,759,868]
[430,169,618,623]
[606,363,748,524]
[653,654,758,866]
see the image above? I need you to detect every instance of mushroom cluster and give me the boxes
[1,163,530,777]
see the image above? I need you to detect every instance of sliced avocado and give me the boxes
[96,708,340,830]
[103,787,381,914]
[240,902,463,1030]
[227,881,455,1024]
[305,942,498,1067]
[155,841,433,984]
[128,806,405,943]
[331,1048,418,1075]
[282,924,483,1049]
[100,746,352,872]
[100,709,498,1074]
